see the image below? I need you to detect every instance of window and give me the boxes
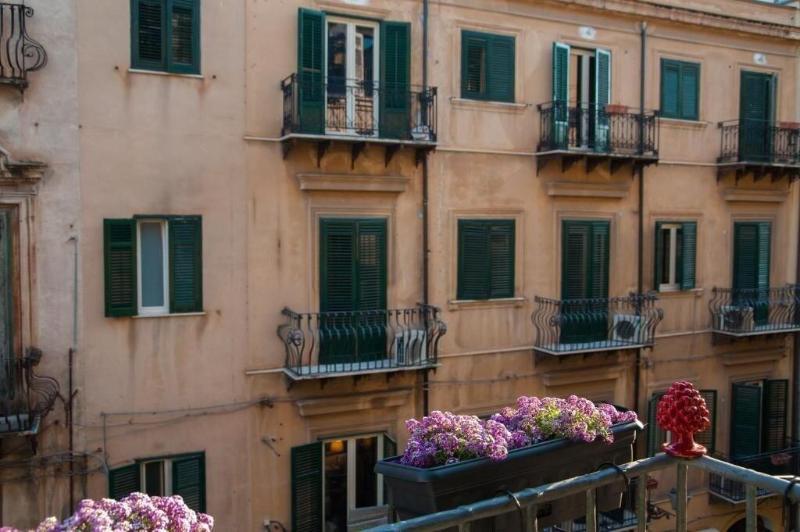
[104,216,202,317]
[654,221,697,291]
[291,434,396,532]
[461,30,515,103]
[647,390,716,456]
[131,0,200,74]
[457,219,515,300]
[109,452,205,511]
[731,380,788,458]
[732,221,771,325]
[660,59,699,120]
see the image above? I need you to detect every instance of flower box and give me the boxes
[376,411,643,529]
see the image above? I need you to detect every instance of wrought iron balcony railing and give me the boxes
[0,3,46,89]
[532,294,663,356]
[537,102,659,157]
[709,285,800,337]
[709,448,800,503]
[281,74,437,143]
[277,305,446,380]
[369,453,800,532]
[0,348,59,443]
[719,119,800,166]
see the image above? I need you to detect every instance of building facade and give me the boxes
[2,0,800,531]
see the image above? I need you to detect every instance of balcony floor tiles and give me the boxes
[284,360,438,381]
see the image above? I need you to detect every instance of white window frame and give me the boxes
[136,219,170,316]
[658,223,681,292]
[324,16,380,137]
[321,433,388,527]
[140,458,173,496]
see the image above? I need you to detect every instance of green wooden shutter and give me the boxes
[679,62,699,120]
[594,49,611,152]
[589,221,610,299]
[292,442,323,532]
[740,71,774,162]
[383,434,397,458]
[488,221,515,299]
[731,382,762,458]
[562,221,590,301]
[756,222,771,292]
[552,42,570,147]
[461,31,487,99]
[695,390,717,454]
[654,222,664,290]
[660,59,680,119]
[733,222,759,292]
[320,220,356,313]
[561,221,608,344]
[104,219,137,317]
[172,453,205,512]
[0,212,12,401]
[680,222,697,290]
[487,34,515,103]
[762,379,788,452]
[109,463,140,499]
[380,22,411,139]
[169,216,203,313]
[131,0,165,70]
[297,8,325,134]
[458,220,490,300]
[167,0,200,74]
[355,219,388,312]
[647,392,667,456]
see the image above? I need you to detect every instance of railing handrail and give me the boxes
[533,293,659,306]
[719,118,800,128]
[537,101,659,116]
[282,72,435,92]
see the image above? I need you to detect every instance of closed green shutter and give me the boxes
[167,0,200,74]
[169,216,202,313]
[647,392,667,456]
[561,221,609,343]
[109,463,141,500]
[487,34,515,103]
[594,49,611,152]
[680,222,697,290]
[132,0,165,70]
[762,379,788,452]
[380,22,411,139]
[740,71,774,162]
[488,222,515,298]
[297,8,325,134]
[356,220,388,312]
[680,63,699,120]
[589,221,610,299]
[733,222,770,324]
[461,31,514,102]
[731,382,762,458]
[104,219,137,317]
[172,453,205,512]
[462,32,487,99]
[660,60,699,120]
[292,442,323,532]
[660,60,680,119]
[320,220,356,313]
[457,220,514,300]
[562,222,591,301]
[695,390,717,454]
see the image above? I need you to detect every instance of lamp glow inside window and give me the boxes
[137,220,169,315]
[658,223,681,291]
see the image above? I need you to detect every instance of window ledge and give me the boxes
[132,311,206,319]
[448,297,527,310]
[656,287,704,298]
[450,97,528,113]
[127,68,204,80]
[659,117,709,129]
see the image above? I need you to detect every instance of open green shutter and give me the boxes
[167,0,200,74]
[488,221,514,299]
[169,216,203,313]
[487,34,514,103]
[0,212,12,401]
[594,49,611,152]
[552,42,570,148]
[589,221,610,299]
[660,59,680,119]
[292,442,323,532]
[132,0,166,70]
[297,8,325,134]
[647,392,667,456]
[458,221,490,300]
[680,222,697,290]
[762,379,788,452]
[109,463,140,499]
[731,382,762,458]
[172,453,205,512]
[461,31,487,99]
[757,222,771,291]
[654,222,664,290]
[355,219,387,312]
[380,22,411,139]
[680,62,699,120]
[695,390,716,454]
[104,219,137,317]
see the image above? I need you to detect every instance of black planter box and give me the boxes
[376,417,644,529]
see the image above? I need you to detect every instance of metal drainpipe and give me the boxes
[422,0,430,416]
[634,21,647,417]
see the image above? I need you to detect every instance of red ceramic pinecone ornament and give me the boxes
[656,380,710,458]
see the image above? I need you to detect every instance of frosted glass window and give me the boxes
[140,221,165,309]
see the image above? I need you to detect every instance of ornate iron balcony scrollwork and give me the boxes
[0,3,47,90]
[709,285,800,337]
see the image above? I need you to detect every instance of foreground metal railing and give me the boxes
[709,285,800,337]
[719,119,800,166]
[532,294,663,356]
[0,348,59,437]
[0,3,46,89]
[369,453,800,532]
[537,102,659,156]
[710,447,800,503]
[277,305,446,380]
[281,73,437,142]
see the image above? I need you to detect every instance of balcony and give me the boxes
[709,285,800,338]
[709,448,800,503]
[718,119,800,181]
[531,294,663,357]
[280,74,437,167]
[277,304,446,381]
[0,348,60,450]
[0,3,46,90]
[536,102,659,175]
